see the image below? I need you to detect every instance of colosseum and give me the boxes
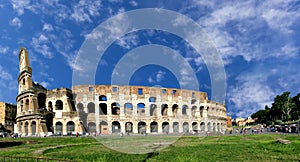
[16,48,227,136]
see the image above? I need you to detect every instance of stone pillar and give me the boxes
[28,121,32,136]
[108,121,112,134]
[120,121,125,134]
[146,122,150,133]
[158,122,162,133]
[133,121,138,134]
[63,121,67,135]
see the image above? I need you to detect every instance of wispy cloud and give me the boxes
[42,23,53,31]
[71,1,102,23]
[31,34,53,59]
[10,17,22,28]
[0,46,9,54]
[148,70,166,83]
[116,34,139,49]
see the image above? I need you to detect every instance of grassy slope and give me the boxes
[0,134,299,162]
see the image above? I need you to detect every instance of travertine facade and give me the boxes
[0,102,17,132]
[73,85,227,134]
[16,48,227,136]
[16,48,82,136]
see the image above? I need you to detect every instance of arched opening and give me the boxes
[200,106,204,117]
[162,122,169,133]
[25,99,29,111]
[125,122,133,133]
[77,103,84,112]
[48,101,53,111]
[150,122,158,133]
[87,102,95,113]
[124,103,133,116]
[161,104,168,116]
[182,105,188,115]
[112,121,121,133]
[37,93,46,110]
[88,122,96,133]
[46,113,54,132]
[99,95,107,101]
[31,121,36,136]
[138,122,146,134]
[24,122,28,136]
[192,122,198,132]
[191,99,197,104]
[55,122,63,135]
[111,102,120,115]
[149,97,156,102]
[55,100,63,110]
[67,121,75,135]
[99,121,108,134]
[99,103,107,115]
[217,123,220,132]
[207,122,211,132]
[200,122,205,131]
[191,106,197,117]
[137,103,145,116]
[173,122,179,133]
[213,123,216,132]
[20,100,23,112]
[172,104,178,116]
[183,122,189,133]
[150,104,157,116]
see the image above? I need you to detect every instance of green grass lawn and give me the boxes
[1,134,299,162]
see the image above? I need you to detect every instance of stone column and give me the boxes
[133,121,138,134]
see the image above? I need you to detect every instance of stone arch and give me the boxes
[46,113,54,132]
[150,121,158,133]
[55,121,63,135]
[67,121,75,135]
[77,103,84,112]
[173,122,179,133]
[182,105,188,115]
[20,100,23,112]
[200,122,205,131]
[87,102,95,113]
[55,100,63,110]
[111,102,120,115]
[99,121,108,134]
[161,104,168,116]
[172,104,179,116]
[24,121,29,136]
[207,122,212,132]
[191,99,197,104]
[31,121,36,136]
[137,103,145,116]
[125,122,133,133]
[192,122,198,132]
[99,103,107,115]
[25,99,29,111]
[191,106,197,117]
[48,101,53,111]
[138,121,146,134]
[200,106,204,117]
[112,121,121,133]
[99,95,107,101]
[37,93,46,110]
[88,122,96,133]
[162,122,169,133]
[149,97,156,102]
[150,104,157,116]
[124,103,133,116]
[183,122,189,133]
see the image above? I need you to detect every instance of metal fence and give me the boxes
[2,156,74,162]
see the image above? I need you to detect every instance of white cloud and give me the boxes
[43,23,53,31]
[129,0,138,7]
[31,34,53,59]
[10,17,22,28]
[71,0,102,23]
[148,71,166,83]
[40,81,50,88]
[116,34,139,49]
[10,0,30,16]
[0,46,9,54]
[0,65,13,81]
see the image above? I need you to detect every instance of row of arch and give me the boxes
[87,121,224,134]
[18,121,75,136]
[77,102,221,117]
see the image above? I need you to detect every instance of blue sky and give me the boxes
[0,0,299,118]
